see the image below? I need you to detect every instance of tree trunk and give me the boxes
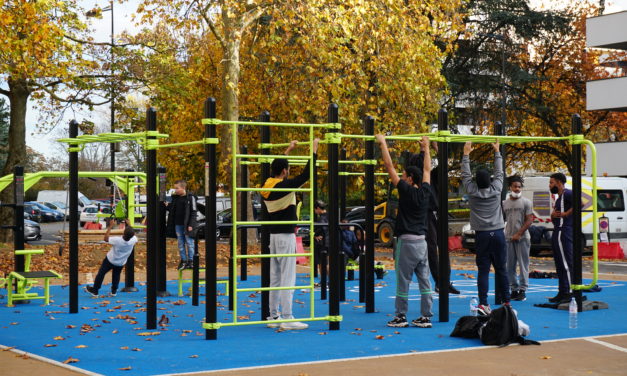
[0,78,30,243]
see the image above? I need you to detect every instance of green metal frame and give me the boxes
[202,117,340,331]
[6,249,62,307]
[176,268,229,297]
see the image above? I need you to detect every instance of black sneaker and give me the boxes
[110,289,117,297]
[411,316,432,328]
[558,293,572,304]
[510,289,520,300]
[548,293,564,303]
[512,290,526,301]
[387,315,408,328]
[177,261,186,271]
[449,283,460,295]
[85,286,98,297]
[185,260,194,269]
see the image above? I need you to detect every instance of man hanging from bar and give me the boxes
[377,134,434,328]
[261,138,320,330]
[461,140,510,315]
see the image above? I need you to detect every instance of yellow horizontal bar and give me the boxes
[236,253,312,259]
[236,285,312,292]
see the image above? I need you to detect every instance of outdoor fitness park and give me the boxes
[0,98,625,375]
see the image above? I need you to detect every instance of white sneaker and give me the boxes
[266,316,281,328]
[280,321,308,330]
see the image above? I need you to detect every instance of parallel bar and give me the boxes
[237,285,312,292]
[203,119,339,128]
[235,154,311,160]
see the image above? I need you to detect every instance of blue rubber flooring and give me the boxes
[1,270,626,376]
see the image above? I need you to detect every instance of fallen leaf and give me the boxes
[65,325,76,329]
[137,331,161,336]
[132,348,142,352]
[112,329,119,334]
[158,314,169,326]
[541,356,552,360]
[63,357,79,364]
[394,331,401,334]
[318,332,327,335]
[189,355,199,358]
[44,344,57,348]
[54,336,65,341]
[75,345,88,349]
[120,346,129,350]
[375,335,385,340]
[119,366,132,371]
[10,322,18,325]
[2,347,16,351]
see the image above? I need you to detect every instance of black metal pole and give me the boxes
[240,145,248,281]
[204,97,218,340]
[494,121,506,305]
[13,166,25,272]
[572,114,583,311]
[437,109,450,323]
[364,116,375,313]
[339,148,347,301]
[260,111,271,321]
[320,249,328,300]
[146,107,157,329]
[328,103,340,330]
[192,235,200,306]
[157,166,170,297]
[122,169,138,292]
[69,120,79,314]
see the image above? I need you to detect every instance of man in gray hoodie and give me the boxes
[461,140,510,315]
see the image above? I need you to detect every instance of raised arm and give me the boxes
[492,139,503,192]
[420,136,431,185]
[461,142,476,194]
[375,134,400,186]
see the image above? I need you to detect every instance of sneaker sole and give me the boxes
[280,325,308,330]
[412,323,432,328]
[387,322,409,328]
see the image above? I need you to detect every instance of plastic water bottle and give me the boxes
[569,297,578,329]
[470,297,478,316]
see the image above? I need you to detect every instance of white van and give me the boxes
[36,190,92,211]
[461,176,627,254]
[522,176,627,246]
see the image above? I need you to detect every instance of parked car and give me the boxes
[40,201,71,219]
[24,219,42,242]
[23,204,42,222]
[80,205,112,227]
[26,201,64,222]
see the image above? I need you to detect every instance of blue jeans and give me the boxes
[176,224,195,261]
[475,229,510,305]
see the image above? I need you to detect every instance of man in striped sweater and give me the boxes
[261,138,320,330]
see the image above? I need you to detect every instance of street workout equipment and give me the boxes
[51,97,598,338]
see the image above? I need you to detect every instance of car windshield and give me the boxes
[52,201,67,209]
[85,207,98,214]
[43,202,56,209]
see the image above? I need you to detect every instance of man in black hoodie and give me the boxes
[166,180,198,270]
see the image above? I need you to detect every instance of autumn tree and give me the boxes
[0,0,111,242]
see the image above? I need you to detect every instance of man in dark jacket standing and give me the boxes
[166,180,198,270]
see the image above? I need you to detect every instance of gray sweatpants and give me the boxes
[507,238,530,291]
[269,233,297,319]
[394,237,433,318]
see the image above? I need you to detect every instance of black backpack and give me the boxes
[450,315,489,339]
[480,304,540,347]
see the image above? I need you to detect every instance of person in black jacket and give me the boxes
[261,138,319,330]
[166,180,198,270]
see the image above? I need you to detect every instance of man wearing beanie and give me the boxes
[461,140,510,315]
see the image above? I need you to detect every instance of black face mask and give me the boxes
[550,186,559,194]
